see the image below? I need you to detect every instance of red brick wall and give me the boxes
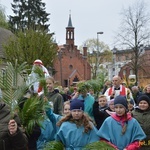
[53,45,91,87]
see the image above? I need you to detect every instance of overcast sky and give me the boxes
[1,0,150,49]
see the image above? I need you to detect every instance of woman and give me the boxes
[132,95,150,149]
[143,84,150,99]
[55,99,99,150]
[97,95,146,150]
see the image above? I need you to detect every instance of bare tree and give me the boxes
[80,38,112,79]
[115,1,150,85]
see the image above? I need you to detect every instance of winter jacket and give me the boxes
[93,101,110,129]
[132,108,150,149]
[0,102,28,150]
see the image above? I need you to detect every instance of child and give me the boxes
[128,98,134,113]
[63,101,70,116]
[37,101,70,149]
[108,98,115,111]
[132,95,150,150]
[55,99,99,149]
[105,99,115,116]
[93,95,110,129]
[97,95,146,150]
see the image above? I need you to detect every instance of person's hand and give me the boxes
[44,96,48,102]
[8,119,17,135]
[72,92,79,99]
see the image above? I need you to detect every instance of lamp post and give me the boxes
[58,49,63,86]
[95,32,103,78]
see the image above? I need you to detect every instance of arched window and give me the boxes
[123,70,126,75]
[129,69,133,75]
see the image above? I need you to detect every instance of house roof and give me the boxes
[0,27,14,58]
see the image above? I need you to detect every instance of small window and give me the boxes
[69,65,73,70]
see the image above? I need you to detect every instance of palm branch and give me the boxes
[0,60,46,134]
[0,60,29,117]
[18,96,45,135]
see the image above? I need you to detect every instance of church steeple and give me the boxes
[66,12,74,47]
[68,14,73,27]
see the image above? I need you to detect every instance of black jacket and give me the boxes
[0,102,28,150]
[93,101,110,129]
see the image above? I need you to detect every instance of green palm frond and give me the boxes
[82,141,116,150]
[19,96,45,135]
[0,60,29,117]
[43,141,64,150]
[0,60,47,135]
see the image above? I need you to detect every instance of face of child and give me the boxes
[114,105,126,116]
[128,103,134,111]
[109,102,114,111]
[71,109,83,120]
[63,104,70,115]
[98,98,107,107]
[146,86,150,93]
[139,100,149,110]
[46,79,54,92]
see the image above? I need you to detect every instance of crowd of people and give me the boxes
[0,59,150,150]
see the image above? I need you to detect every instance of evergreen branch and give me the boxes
[43,141,64,150]
[82,141,116,150]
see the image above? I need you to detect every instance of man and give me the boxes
[131,86,143,105]
[104,75,133,102]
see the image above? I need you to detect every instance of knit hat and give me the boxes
[33,59,43,65]
[128,98,134,105]
[108,99,114,106]
[70,99,84,111]
[114,95,128,110]
[137,95,150,105]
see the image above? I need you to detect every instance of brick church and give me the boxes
[53,15,91,87]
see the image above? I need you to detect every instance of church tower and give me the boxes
[66,14,74,50]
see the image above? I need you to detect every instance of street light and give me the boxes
[95,31,103,78]
[58,49,63,86]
